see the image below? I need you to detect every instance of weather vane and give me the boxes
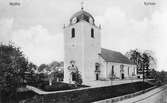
[81,1,84,10]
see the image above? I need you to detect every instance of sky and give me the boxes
[0,0,167,71]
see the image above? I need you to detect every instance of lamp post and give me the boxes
[141,59,145,93]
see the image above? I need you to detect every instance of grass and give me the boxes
[24,81,154,103]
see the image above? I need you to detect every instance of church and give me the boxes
[63,7,137,85]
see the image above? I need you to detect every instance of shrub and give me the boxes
[43,82,76,91]
[31,81,88,92]
[73,70,82,86]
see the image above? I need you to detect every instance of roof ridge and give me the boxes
[101,48,122,54]
[100,48,134,65]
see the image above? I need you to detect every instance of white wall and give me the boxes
[83,21,101,82]
[64,22,85,83]
[64,20,101,83]
[99,56,137,80]
[98,55,107,79]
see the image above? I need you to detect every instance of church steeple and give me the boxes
[64,5,101,84]
[69,4,95,25]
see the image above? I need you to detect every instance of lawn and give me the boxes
[23,81,154,103]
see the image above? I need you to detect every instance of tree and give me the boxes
[49,61,60,68]
[56,70,64,81]
[150,70,167,85]
[38,64,48,72]
[159,71,167,83]
[0,43,34,102]
[28,62,37,73]
[149,69,158,80]
[142,53,149,78]
[126,49,157,79]
[126,49,143,75]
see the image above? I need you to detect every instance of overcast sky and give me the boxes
[0,0,167,71]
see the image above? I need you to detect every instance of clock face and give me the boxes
[72,17,77,24]
[89,17,93,24]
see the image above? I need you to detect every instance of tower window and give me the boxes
[91,28,94,38]
[71,28,75,38]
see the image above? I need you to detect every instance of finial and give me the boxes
[81,1,84,10]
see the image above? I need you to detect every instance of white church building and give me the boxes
[63,7,137,84]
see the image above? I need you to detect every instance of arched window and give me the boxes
[91,28,94,38]
[112,65,114,75]
[71,28,75,38]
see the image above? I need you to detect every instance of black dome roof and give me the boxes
[70,9,95,24]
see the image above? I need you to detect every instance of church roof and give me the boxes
[100,48,134,65]
[70,9,95,24]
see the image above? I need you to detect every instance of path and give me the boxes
[117,84,167,103]
[85,79,151,87]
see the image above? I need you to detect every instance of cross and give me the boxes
[81,1,84,10]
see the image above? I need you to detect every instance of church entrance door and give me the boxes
[95,63,100,80]
[72,72,76,81]
[121,73,124,79]
[96,74,99,80]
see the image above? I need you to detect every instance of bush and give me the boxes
[30,81,88,92]
[43,82,88,91]
[73,70,82,86]
[43,82,76,91]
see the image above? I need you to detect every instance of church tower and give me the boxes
[64,7,101,84]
